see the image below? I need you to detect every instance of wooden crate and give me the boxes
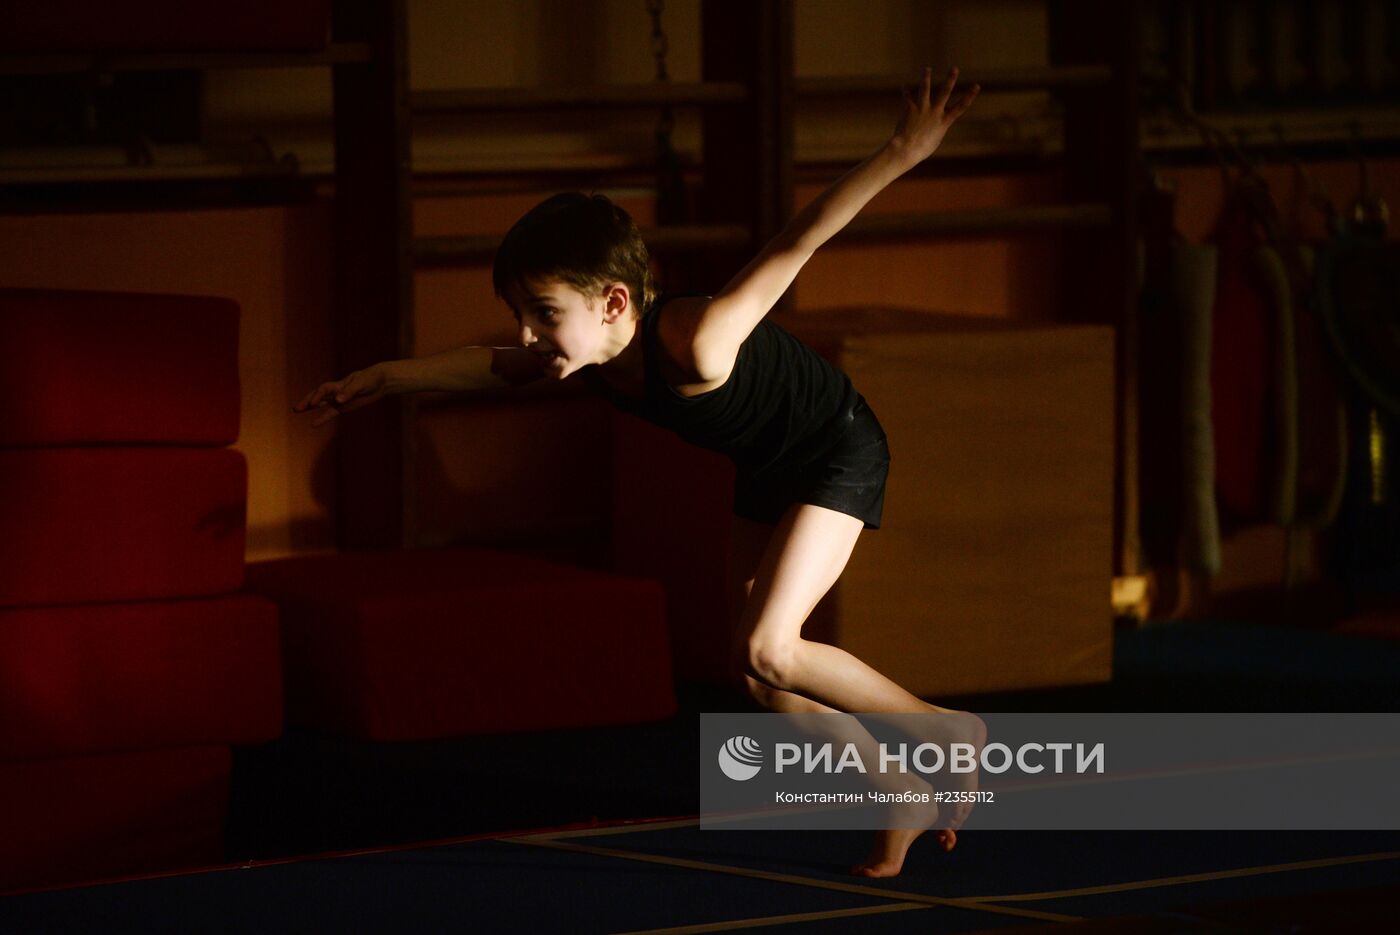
[787,309,1116,697]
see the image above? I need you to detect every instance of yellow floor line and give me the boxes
[510,819,1400,923]
[507,817,701,843]
[608,901,932,935]
[987,746,1400,794]
[973,850,1400,903]
[504,837,1082,923]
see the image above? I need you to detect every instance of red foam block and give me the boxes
[0,289,239,447]
[0,746,230,895]
[0,594,282,760]
[244,549,677,741]
[0,448,247,607]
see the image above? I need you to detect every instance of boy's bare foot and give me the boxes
[851,827,956,878]
[849,783,949,878]
[849,708,983,877]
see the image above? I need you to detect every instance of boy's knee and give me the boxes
[743,637,799,692]
[726,649,782,707]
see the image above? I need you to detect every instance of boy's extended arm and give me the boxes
[393,345,544,393]
[697,67,978,356]
[294,345,544,426]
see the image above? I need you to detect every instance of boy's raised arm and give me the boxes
[294,345,544,427]
[698,67,978,352]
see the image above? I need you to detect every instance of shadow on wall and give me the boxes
[272,394,617,558]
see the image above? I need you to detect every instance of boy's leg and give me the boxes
[735,502,984,791]
[729,504,967,875]
[726,514,838,714]
[735,502,941,715]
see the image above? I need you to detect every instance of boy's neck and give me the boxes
[596,316,644,386]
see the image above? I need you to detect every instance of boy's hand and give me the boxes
[293,364,391,427]
[890,66,979,167]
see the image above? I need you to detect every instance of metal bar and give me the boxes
[1051,0,1142,581]
[414,205,1108,269]
[332,0,414,549]
[795,65,1113,96]
[832,203,1113,242]
[411,81,749,115]
[0,42,371,75]
[414,223,754,267]
[0,163,299,184]
[643,223,755,251]
[699,0,792,300]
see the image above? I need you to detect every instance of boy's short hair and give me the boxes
[492,192,655,317]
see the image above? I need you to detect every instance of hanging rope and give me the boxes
[647,0,672,135]
[647,0,686,225]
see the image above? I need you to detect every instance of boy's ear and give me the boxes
[601,282,631,323]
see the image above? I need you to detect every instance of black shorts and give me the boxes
[732,396,890,530]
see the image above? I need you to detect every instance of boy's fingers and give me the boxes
[946,85,980,120]
[333,373,365,402]
[295,372,372,418]
[296,383,339,413]
[967,86,981,110]
[933,66,958,112]
[315,403,352,428]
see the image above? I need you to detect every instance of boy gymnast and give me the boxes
[297,66,984,877]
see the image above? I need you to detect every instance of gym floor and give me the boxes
[3,617,1398,933]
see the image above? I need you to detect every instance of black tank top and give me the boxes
[589,294,861,477]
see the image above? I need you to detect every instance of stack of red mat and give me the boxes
[0,289,283,893]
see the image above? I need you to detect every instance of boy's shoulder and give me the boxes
[653,294,711,337]
[653,294,741,386]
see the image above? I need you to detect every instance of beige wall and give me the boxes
[5,1,1398,599]
[201,0,1051,173]
[0,205,337,562]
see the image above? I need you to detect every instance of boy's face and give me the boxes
[504,276,630,378]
